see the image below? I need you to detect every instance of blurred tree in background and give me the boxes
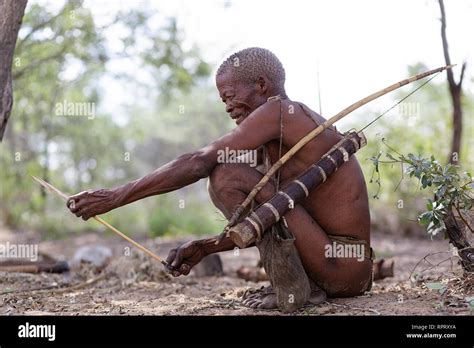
[0,0,230,238]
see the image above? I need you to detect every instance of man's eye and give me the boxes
[222,94,234,103]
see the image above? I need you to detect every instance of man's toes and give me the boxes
[242,295,278,310]
[243,293,259,300]
[241,298,255,306]
[242,298,262,309]
[255,301,270,309]
[241,289,279,310]
[247,299,261,308]
[251,300,265,309]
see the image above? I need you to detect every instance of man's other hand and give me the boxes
[166,240,208,277]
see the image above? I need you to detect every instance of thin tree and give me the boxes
[437,0,472,272]
[438,0,466,165]
[0,0,28,142]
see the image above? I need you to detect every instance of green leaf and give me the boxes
[418,211,432,226]
[435,184,447,197]
[426,200,433,210]
[421,175,431,188]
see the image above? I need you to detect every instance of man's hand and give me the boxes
[67,188,117,221]
[166,240,208,277]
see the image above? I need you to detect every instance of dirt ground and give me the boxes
[0,226,473,316]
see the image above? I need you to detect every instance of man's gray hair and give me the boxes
[217,47,286,92]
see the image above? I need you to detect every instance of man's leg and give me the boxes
[208,163,277,219]
[208,163,372,308]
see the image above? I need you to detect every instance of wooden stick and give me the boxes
[221,64,456,235]
[2,273,109,296]
[0,260,69,274]
[31,176,168,266]
[0,265,39,273]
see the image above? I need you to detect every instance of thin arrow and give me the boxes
[32,176,169,267]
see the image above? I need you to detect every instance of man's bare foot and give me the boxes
[241,286,277,309]
[241,285,327,310]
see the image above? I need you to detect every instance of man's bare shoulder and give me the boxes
[288,100,328,124]
[244,98,282,124]
[244,98,316,128]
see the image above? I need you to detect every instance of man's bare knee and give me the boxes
[208,163,234,196]
[209,163,255,192]
[208,163,276,204]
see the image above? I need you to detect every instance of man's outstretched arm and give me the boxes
[67,100,281,220]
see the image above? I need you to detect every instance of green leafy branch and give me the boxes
[369,139,474,236]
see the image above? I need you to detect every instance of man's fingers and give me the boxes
[67,196,81,209]
[180,264,191,275]
[166,249,181,276]
[72,206,91,220]
[166,245,195,276]
[73,207,84,217]
[67,191,89,208]
[69,200,86,213]
[166,249,177,265]
[171,248,184,269]
[67,195,96,220]
[66,198,76,209]
[80,207,95,220]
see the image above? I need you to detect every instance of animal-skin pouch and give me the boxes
[256,219,311,312]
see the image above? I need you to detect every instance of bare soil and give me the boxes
[1,227,473,316]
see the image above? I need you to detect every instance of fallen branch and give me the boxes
[0,260,69,274]
[1,273,109,296]
[409,251,454,282]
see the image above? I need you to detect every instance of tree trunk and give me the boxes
[443,210,474,273]
[228,131,366,248]
[0,0,28,142]
[438,0,473,273]
[439,0,466,165]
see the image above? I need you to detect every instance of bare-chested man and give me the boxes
[67,47,373,310]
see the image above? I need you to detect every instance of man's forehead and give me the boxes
[216,72,237,95]
[216,70,234,86]
[216,71,253,95]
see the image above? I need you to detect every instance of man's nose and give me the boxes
[225,101,234,113]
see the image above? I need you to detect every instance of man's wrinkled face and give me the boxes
[216,70,261,125]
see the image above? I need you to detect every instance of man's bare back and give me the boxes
[260,99,370,244]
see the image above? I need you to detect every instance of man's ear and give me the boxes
[255,76,268,95]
